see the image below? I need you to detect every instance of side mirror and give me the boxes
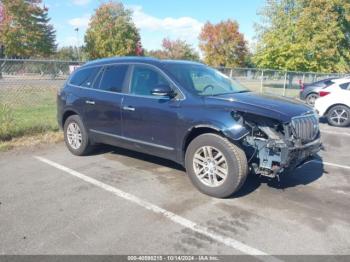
[151,84,176,98]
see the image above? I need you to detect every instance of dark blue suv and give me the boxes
[58,57,321,198]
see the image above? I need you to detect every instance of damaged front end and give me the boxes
[239,112,322,178]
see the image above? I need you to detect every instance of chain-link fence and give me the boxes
[0,59,82,141]
[0,58,347,141]
[217,67,346,98]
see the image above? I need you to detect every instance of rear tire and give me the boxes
[185,133,248,198]
[64,115,93,155]
[306,93,319,106]
[327,105,350,127]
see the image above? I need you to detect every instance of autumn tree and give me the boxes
[254,0,350,73]
[146,49,165,59]
[0,0,56,58]
[147,38,199,61]
[199,20,248,67]
[84,1,141,59]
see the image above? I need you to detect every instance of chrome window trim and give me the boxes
[69,84,182,101]
[69,84,123,95]
[91,66,104,89]
[68,62,186,100]
[90,129,175,151]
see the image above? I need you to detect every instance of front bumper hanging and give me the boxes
[246,136,322,178]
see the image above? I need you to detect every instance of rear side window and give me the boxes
[70,67,100,88]
[99,65,128,93]
[324,80,334,87]
[92,68,103,89]
[340,82,350,90]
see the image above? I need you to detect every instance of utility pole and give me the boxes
[75,27,81,61]
[0,2,5,79]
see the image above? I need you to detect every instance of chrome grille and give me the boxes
[291,114,319,142]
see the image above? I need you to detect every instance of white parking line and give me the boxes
[34,156,280,262]
[320,130,350,137]
[312,160,350,170]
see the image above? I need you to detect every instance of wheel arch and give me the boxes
[181,124,248,162]
[62,109,80,128]
[325,103,350,116]
[306,92,318,96]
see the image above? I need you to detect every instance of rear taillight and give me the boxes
[319,91,330,97]
[299,80,304,90]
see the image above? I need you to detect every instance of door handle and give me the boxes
[123,106,135,111]
[85,100,95,105]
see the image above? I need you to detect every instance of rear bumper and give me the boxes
[56,94,64,130]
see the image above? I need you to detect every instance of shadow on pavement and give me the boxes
[319,117,328,124]
[234,160,325,198]
[88,144,325,198]
[89,144,185,171]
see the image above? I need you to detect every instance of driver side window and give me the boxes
[130,66,169,96]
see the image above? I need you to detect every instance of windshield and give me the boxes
[163,63,249,96]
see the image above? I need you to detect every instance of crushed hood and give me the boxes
[206,92,314,123]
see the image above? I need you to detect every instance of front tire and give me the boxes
[185,133,248,198]
[64,115,93,155]
[327,105,350,127]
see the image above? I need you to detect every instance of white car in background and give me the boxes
[320,77,350,94]
[315,88,350,127]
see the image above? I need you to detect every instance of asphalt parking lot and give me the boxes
[1,123,350,257]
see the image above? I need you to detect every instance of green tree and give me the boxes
[147,38,199,60]
[84,1,141,59]
[35,5,56,56]
[199,20,248,67]
[0,0,56,58]
[54,46,85,61]
[254,0,350,73]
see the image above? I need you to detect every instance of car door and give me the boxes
[84,64,130,138]
[67,65,101,122]
[121,64,182,160]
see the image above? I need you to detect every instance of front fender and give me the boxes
[187,121,249,141]
[222,123,250,141]
[177,121,249,165]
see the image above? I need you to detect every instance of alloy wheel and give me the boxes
[66,122,82,149]
[306,94,318,106]
[193,146,228,187]
[330,108,349,126]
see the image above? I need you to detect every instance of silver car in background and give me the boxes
[299,78,336,106]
